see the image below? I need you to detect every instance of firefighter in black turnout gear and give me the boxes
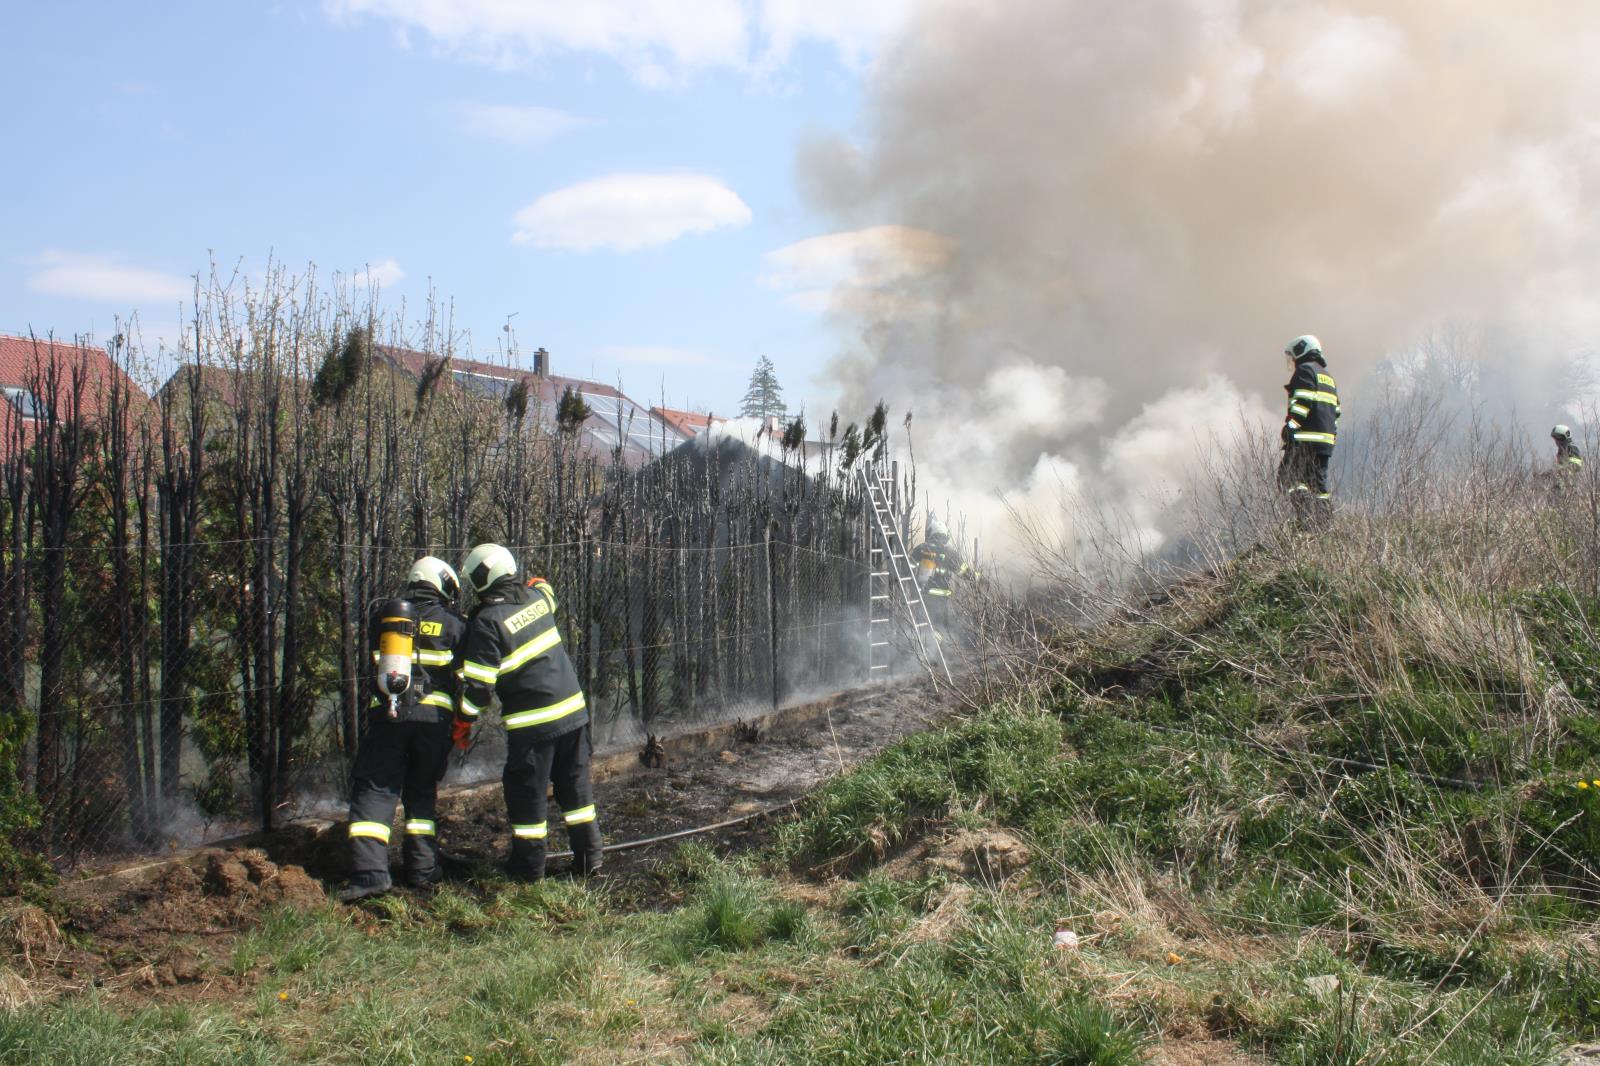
[1553,425,1584,473]
[457,543,602,881]
[912,518,965,629]
[1277,334,1340,527]
[339,557,467,903]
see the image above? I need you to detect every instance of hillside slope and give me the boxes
[6,507,1600,1064]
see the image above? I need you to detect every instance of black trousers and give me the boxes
[347,717,452,888]
[1278,444,1332,526]
[504,722,601,879]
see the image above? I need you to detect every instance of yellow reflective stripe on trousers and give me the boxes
[503,691,587,730]
[1292,431,1337,444]
[926,588,953,597]
[512,823,548,839]
[461,660,498,684]
[419,692,454,709]
[498,626,562,676]
[458,694,484,718]
[404,819,435,836]
[563,805,597,826]
[415,649,454,666]
[349,820,391,843]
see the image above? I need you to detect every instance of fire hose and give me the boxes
[553,799,797,859]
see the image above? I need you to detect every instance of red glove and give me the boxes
[451,718,473,751]
[527,577,557,609]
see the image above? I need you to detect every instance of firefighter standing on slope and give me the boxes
[456,543,602,881]
[912,518,967,630]
[340,557,467,903]
[1552,425,1584,473]
[1278,334,1340,527]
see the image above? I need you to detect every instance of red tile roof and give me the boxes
[650,406,720,437]
[376,345,687,466]
[0,334,144,420]
[0,334,148,460]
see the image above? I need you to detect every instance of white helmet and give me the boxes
[407,556,459,598]
[1285,335,1322,361]
[1553,424,1573,441]
[928,517,949,542]
[462,543,517,593]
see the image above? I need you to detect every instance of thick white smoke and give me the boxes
[795,0,1600,566]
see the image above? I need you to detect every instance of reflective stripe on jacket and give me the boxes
[460,579,588,742]
[1283,358,1340,453]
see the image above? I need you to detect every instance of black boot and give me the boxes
[506,839,547,882]
[569,823,604,878]
[403,864,443,891]
[337,872,392,903]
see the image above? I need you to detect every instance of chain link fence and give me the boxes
[8,531,903,869]
[0,303,949,877]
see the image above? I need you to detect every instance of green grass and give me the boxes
[8,556,1600,1062]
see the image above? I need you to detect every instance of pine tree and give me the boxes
[739,356,787,422]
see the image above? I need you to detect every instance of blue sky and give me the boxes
[0,1,905,415]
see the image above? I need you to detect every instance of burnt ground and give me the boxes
[434,681,950,888]
[3,680,955,1007]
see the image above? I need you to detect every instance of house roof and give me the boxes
[376,345,688,466]
[0,333,145,420]
[0,334,148,459]
[650,406,720,437]
[156,363,246,409]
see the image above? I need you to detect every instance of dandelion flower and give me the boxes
[277,991,288,1001]
[1581,781,1590,789]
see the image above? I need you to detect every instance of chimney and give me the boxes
[533,347,549,377]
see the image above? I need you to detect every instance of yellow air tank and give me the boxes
[374,599,418,719]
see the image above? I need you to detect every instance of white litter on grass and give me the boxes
[1053,928,1080,951]
[1304,974,1341,997]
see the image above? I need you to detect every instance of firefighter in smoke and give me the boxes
[456,543,603,881]
[339,557,467,902]
[912,518,969,630]
[1552,424,1584,473]
[1277,334,1340,527]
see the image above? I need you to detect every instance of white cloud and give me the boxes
[348,258,406,288]
[763,225,951,290]
[458,102,586,144]
[762,225,951,315]
[326,0,913,81]
[758,0,916,65]
[27,251,191,304]
[597,345,712,366]
[327,0,747,81]
[512,173,752,252]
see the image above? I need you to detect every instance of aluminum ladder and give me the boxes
[861,458,952,684]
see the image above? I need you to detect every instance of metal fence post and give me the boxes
[767,524,780,712]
